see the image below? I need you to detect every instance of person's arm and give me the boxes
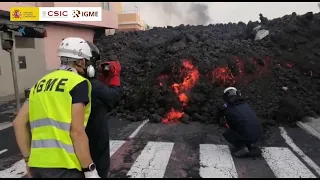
[13,101,31,159]
[216,103,227,126]
[90,79,120,108]
[69,80,93,168]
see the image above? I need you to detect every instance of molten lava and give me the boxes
[159,60,200,123]
[211,67,235,86]
[159,57,273,124]
[211,57,273,86]
[172,60,200,106]
[162,108,184,124]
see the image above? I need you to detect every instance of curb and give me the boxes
[297,119,320,141]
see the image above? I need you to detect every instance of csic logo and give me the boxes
[72,10,99,18]
[12,10,22,19]
[42,10,68,17]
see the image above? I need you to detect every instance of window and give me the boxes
[18,56,27,69]
[15,36,35,49]
[101,2,110,10]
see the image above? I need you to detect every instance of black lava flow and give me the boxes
[97,12,320,125]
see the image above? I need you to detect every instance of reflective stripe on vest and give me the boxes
[32,139,74,153]
[30,118,70,131]
[28,70,92,170]
[30,118,74,153]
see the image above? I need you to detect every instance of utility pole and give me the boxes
[1,31,21,111]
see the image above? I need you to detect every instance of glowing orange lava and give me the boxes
[159,60,200,124]
[162,108,184,124]
[171,60,200,106]
[211,67,235,86]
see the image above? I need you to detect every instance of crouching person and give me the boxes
[84,43,121,178]
[217,87,263,158]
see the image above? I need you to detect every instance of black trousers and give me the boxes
[87,112,111,178]
[222,129,259,150]
[30,168,84,178]
[90,140,110,178]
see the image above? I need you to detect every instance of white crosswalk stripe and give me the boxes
[0,140,318,178]
[127,141,174,178]
[261,147,316,178]
[199,144,238,178]
[109,140,126,157]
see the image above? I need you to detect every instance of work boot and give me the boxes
[232,147,250,158]
[249,147,262,157]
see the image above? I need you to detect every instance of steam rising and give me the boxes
[122,2,211,27]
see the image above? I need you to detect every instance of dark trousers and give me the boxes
[87,112,111,178]
[222,129,259,150]
[30,168,84,178]
[90,141,110,178]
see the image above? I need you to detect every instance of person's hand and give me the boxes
[84,169,100,178]
[24,158,32,178]
[26,165,32,178]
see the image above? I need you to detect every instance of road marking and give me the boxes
[0,141,126,178]
[297,121,320,141]
[279,127,320,176]
[127,141,174,178]
[0,159,26,178]
[0,122,12,131]
[199,144,238,178]
[0,149,8,155]
[128,119,149,139]
[110,140,126,157]
[262,147,316,178]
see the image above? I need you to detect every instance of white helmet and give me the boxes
[57,37,92,60]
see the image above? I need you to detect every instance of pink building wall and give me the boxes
[44,24,95,70]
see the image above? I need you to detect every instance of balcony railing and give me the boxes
[121,6,140,15]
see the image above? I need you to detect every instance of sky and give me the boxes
[121,2,320,27]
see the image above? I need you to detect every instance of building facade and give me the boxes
[117,5,150,32]
[0,2,119,100]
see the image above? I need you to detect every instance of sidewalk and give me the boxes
[297,117,320,140]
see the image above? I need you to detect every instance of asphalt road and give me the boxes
[0,114,320,178]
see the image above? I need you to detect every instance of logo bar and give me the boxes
[10,7,102,22]
[39,7,102,21]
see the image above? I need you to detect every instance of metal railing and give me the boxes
[121,6,140,14]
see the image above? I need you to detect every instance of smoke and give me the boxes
[159,3,182,25]
[123,2,211,27]
[187,3,211,25]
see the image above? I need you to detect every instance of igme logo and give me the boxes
[38,7,102,22]
[72,10,99,18]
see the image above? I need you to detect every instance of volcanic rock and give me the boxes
[149,114,162,123]
[98,12,320,124]
[180,114,190,124]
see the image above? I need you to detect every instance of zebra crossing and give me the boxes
[109,140,318,178]
[0,139,319,178]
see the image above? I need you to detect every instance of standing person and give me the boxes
[84,44,122,178]
[12,37,100,178]
[217,87,263,158]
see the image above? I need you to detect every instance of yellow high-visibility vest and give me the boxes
[28,70,92,171]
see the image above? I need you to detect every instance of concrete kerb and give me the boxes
[297,117,320,141]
